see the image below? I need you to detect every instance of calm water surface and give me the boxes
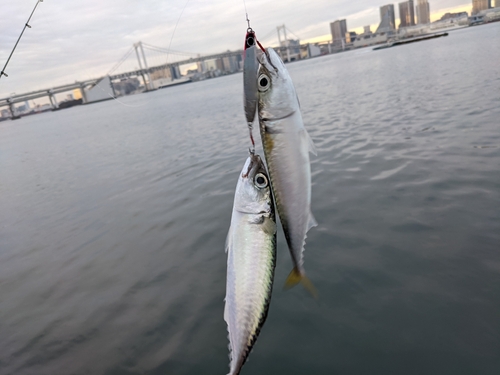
[1,24,500,375]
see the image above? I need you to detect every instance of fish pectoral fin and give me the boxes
[249,216,276,235]
[225,228,232,253]
[284,267,318,299]
[223,297,229,323]
[307,211,318,231]
[301,128,318,156]
[261,217,277,235]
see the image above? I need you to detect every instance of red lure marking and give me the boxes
[249,129,255,148]
[244,30,265,52]
[255,39,266,52]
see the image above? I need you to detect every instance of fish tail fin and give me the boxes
[284,267,318,299]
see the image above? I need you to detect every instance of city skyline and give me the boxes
[0,1,482,98]
[399,0,417,28]
[472,0,493,13]
[379,4,397,31]
[416,0,432,24]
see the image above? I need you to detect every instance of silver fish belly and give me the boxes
[224,154,276,375]
[257,48,317,294]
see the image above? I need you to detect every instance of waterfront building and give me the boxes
[353,32,390,48]
[215,58,224,72]
[305,44,321,58]
[204,59,220,72]
[222,54,239,73]
[440,12,468,21]
[330,19,347,48]
[112,78,141,96]
[470,5,500,21]
[73,89,82,100]
[355,5,397,48]
[196,55,206,73]
[472,0,492,14]
[399,0,416,28]
[400,9,470,37]
[482,6,500,21]
[280,39,301,61]
[149,66,181,82]
[379,4,396,31]
[345,31,357,43]
[416,0,431,24]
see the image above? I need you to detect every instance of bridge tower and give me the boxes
[134,42,152,91]
[47,89,59,109]
[7,99,14,118]
[277,25,291,62]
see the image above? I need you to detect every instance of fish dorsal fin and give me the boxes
[300,128,317,156]
[307,211,317,232]
[306,130,317,156]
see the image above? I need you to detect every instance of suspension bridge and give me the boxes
[0,25,330,119]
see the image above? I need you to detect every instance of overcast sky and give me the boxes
[1,0,471,98]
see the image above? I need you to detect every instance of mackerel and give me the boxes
[224,153,276,375]
[257,48,317,295]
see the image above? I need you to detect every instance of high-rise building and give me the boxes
[472,0,492,14]
[416,0,430,24]
[379,4,396,31]
[222,55,239,73]
[330,19,347,47]
[399,0,416,28]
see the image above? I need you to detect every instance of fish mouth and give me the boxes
[259,48,279,73]
[236,209,269,215]
[263,49,279,71]
[242,153,263,178]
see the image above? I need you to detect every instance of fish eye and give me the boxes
[258,74,270,92]
[254,173,268,189]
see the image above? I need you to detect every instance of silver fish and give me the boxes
[224,153,276,375]
[257,47,318,295]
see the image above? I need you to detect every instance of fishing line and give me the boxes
[84,0,191,109]
[1,0,44,80]
[165,0,191,66]
[242,0,249,17]
[242,0,251,30]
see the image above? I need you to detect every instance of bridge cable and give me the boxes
[285,27,301,41]
[141,43,197,57]
[107,46,135,76]
[257,29,280,44]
